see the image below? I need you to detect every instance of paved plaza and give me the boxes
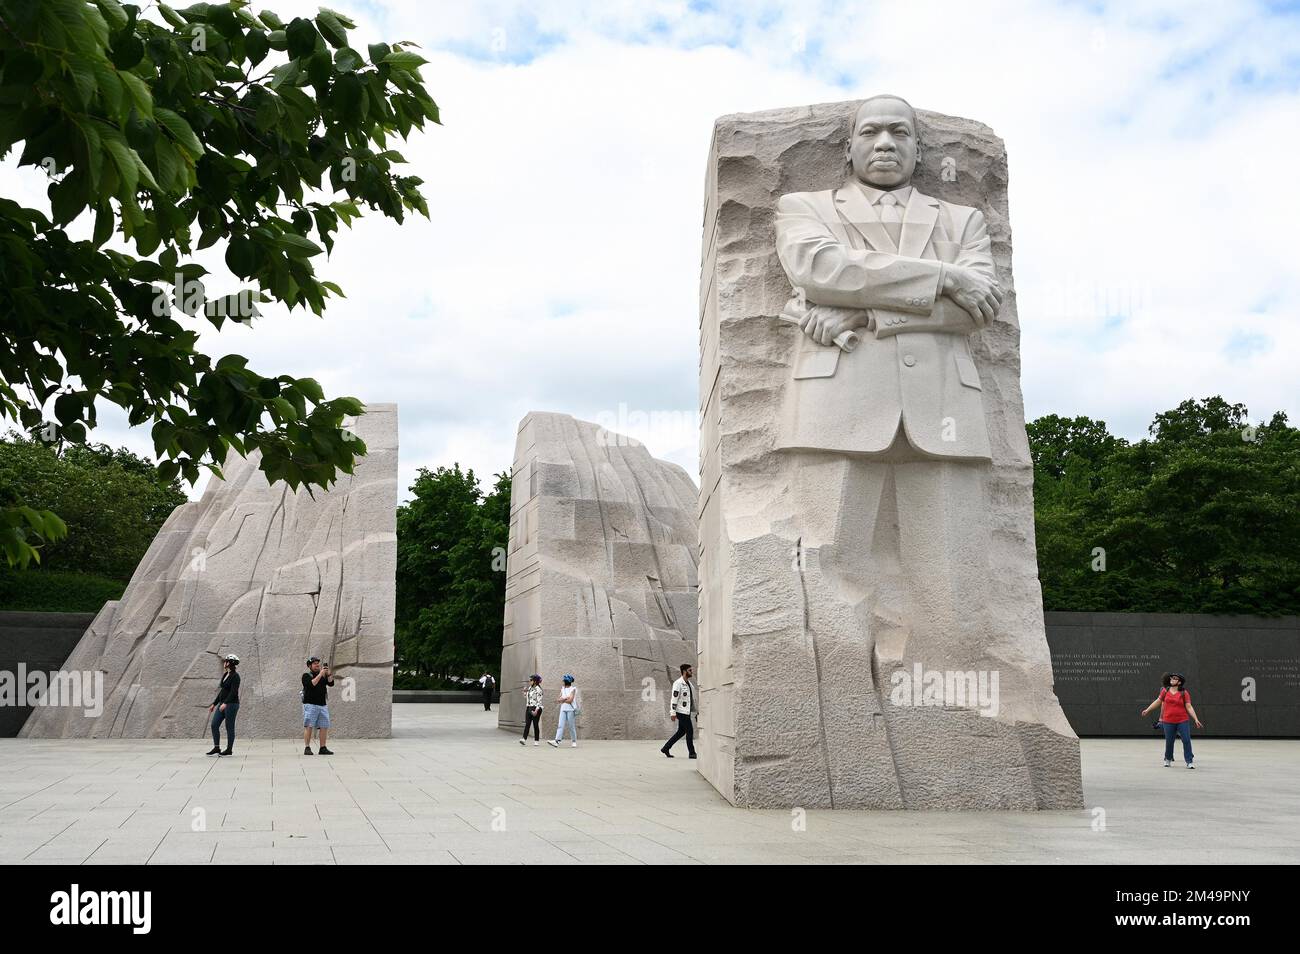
[1,705,1296,865]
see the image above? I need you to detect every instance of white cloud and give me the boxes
[3,0,1297,502]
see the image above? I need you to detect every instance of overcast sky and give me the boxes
[5,0,1298,502]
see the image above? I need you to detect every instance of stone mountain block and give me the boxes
[21,404,398,739]
[498,412,698,739]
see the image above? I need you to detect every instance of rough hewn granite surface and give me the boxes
[21,405,397,739]
[499,412,698,740]
[697,101,1084,809]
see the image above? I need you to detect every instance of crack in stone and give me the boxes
[797,536,835,809]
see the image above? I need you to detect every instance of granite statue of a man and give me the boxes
[776,93,1003,456]
[752,94,1082,808]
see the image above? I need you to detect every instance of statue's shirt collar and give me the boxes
[853,181,913,207]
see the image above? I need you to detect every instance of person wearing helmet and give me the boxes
[519,674,543,746]
[206,654,241,757]
[1141,672,1204,768]
[547,674,579,748]
[302,657,335,755]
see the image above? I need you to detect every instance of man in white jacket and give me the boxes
[661,664,698,759]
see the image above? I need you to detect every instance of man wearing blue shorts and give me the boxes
[302,656,335,755]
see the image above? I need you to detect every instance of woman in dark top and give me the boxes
[207,654,241,757]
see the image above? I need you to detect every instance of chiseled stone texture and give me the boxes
[21,404,398,739]
[499,412,698,739]
[698,101,1084,809]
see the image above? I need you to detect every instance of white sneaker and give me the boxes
[571,742,578,748]
[518,738,525,745]
[1163,759,1171,766]
[547,740,558,747]
[533,741,539,746]
[1187,763,1195,769]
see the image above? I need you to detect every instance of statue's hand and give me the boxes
[942,265,1003,328]
[800,304,870,348]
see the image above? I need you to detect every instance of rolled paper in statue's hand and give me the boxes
[779,296,861,352]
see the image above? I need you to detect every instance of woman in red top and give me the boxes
[1140,672,1204,768]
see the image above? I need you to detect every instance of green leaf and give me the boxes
[110,33,144,70]
[158,4,186,29]
[49,167,89,225]
[277,233,323,258]
[382,51,428,71]
[103,138,139,199]
[70,63,97,108]
[316,8,348,48]
[225,236,258,277]
[154,107,204,159]
[268,61,300,89]
[133,151,160,193]
[254,91,282,130]
[54,392,82,426]
[94,0,129,30]
[286,18,318,58]
[118,71,153,118]
[91,61,125,121]
[41,510,68,539]
[306,50,332,89]
[245,29,269,66]
[92,201,114,245]
[334,47,363,71]
[296,377,325,402]
[154,139,183,192]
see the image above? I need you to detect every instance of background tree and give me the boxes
[1031,397,1300,615]
[0,0,438,566]
[395,466,510,686]
[0,430,187,608]
[1027,413,1125,485]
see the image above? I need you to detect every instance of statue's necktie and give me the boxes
[879,192,903,249]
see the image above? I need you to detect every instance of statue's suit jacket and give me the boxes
[774,179,996,460]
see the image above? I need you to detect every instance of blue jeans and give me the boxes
[555,708,577,742]
[1163,719,1193,763]
[212,703,238,749]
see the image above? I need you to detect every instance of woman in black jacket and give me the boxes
[207,654,241,757]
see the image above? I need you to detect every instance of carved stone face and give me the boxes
[848,98,918,189]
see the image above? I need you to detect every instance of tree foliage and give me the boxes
[0,0,438,565]
[1031,397,1300,615]
[395,465,510,681]
[0,429,187,577]
[0,430,186,607]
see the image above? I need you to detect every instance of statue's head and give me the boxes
[847,95,919,189]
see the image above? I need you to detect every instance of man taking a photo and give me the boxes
[302,656,335,755]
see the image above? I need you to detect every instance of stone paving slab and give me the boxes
[0,704,1295,865]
